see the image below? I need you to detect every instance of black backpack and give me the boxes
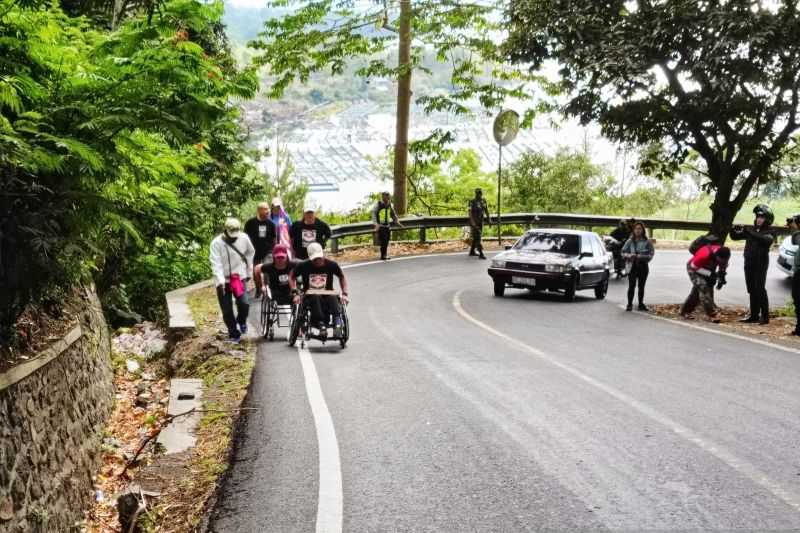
[689,234,719,255]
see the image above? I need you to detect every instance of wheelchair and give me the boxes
[288,289,350,349]
[260,286,294,341]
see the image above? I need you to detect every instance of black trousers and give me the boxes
[793,272,800,330]
[378,226,391,258]
[470,225,484,255]
[307,295,342,326]
[627,262,649,305]
[217,284,250,338]
[744,260,769,320]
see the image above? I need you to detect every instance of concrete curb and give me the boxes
[0,326,83,390]
[165,279,214,331]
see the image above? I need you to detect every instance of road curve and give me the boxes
[208,252,800,532]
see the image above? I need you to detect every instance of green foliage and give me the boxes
[0,0,261,340]
[250,0,544,122]
[505,0,800,237]
[505,150,606,213]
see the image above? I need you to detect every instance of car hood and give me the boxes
[494,250,574,265]
[780,236,797,250]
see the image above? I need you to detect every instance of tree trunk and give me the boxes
[711,195,736,242]
[392,0,412,215]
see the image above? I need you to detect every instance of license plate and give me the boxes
[512,276,536,287]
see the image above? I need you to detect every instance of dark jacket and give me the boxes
[610,226,630,243]
[730,225,775,266]
[244,217,276,261]
[290,218,332,259]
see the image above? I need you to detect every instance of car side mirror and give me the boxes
[580,252,594,258]
[504,245,512,250]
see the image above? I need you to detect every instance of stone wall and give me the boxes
[0,289,114,532]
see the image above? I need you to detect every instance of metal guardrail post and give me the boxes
[419,226,426,243]
[331,237,339,254]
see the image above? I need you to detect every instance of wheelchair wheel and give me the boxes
[339,306,350,348]
[288,304,303,347]
[260,297,270,337]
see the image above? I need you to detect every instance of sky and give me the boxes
[225,0,266,8]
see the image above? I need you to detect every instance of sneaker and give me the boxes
[638,304,648,312]
[739,316,759,323]
[478,254,487,260]
[626,304,633,312]
[239,323,248,335]
[759,317,770,325]
[227,335,241,345]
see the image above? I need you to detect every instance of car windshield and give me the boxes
[514,233,580,255]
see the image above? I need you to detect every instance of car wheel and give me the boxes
[564,277,578,302]
[594,274,609,300]
[493,280,505,297]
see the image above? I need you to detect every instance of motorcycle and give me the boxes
[603,236,628,279]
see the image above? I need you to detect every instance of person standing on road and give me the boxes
[290,206,332,260]
[680,243,731,322]
[788,215,800,335]
[372,191,404,260]
[244,202,276,297]
[210,218,256,343]
[731,204,776,325]
[468,188,492,259]
[270,197,293,256]
[622,221,654,312]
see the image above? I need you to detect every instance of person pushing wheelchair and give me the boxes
[289,242,349,338]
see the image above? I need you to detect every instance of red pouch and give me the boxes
[229,273,245,298]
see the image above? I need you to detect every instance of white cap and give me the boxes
[224,217,241,236]
[307,242,324,260]
[271,197,282,207]
[303,205,316,213]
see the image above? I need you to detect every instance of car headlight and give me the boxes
[491,259,506,268]
[545,264,567,273]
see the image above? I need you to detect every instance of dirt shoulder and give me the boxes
[650,304,800,350]
[84,287,255,533]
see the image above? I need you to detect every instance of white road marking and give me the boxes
[453,289,800,513]
[615,304,800,356]
[341,250,491,270]
[297,344,343,533]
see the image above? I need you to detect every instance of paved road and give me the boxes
[209,251,800,532]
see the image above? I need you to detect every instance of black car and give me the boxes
[488,229,612,301]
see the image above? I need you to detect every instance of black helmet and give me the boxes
[753,204,774,225]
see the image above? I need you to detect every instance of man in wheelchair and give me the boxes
[254,244,297,305]
[289,242,349,338]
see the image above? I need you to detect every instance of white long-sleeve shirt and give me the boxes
[210,233,255,287]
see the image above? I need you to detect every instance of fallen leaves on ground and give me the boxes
[83,353,169,532]
[651,304,800,341]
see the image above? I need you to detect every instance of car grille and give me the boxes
[505,262,546,272]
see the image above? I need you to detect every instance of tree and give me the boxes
[505,0,800,238]
[0,0,259,339]
[505,150,609,214]
[258,146,309,218]
[250,0,539,214]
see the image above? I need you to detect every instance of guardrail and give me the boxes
[328,212,724,253]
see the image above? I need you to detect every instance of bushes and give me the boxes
[0,0,260,341]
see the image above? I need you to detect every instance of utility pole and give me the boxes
[392,0,412,215]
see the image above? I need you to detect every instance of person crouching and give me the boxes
[680,243,731,322]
